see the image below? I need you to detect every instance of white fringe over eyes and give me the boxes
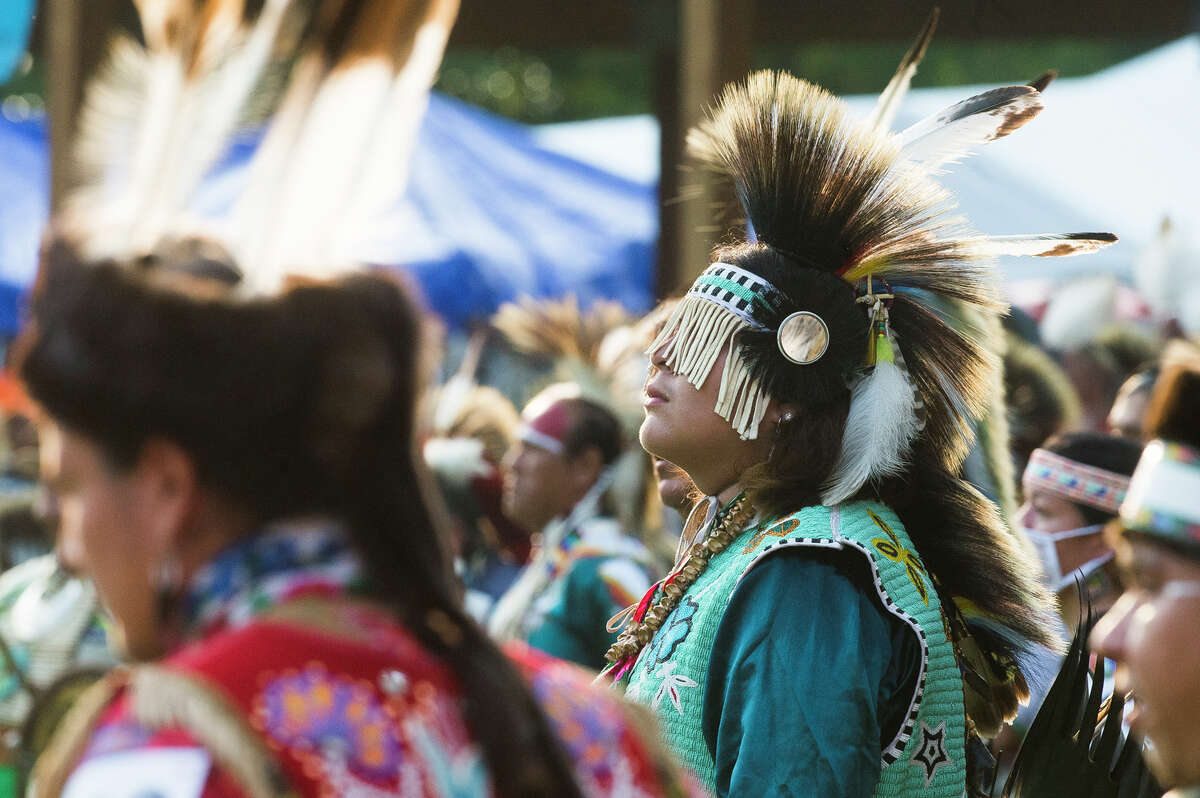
[646,294,771,441]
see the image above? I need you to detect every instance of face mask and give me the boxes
[1022,524,1107,592]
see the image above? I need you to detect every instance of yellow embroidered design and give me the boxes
[868,510,929,605]
[742,518,801,553]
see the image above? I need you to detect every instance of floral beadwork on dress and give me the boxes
[255,663,404,782]
[253,661,490,797]
[528,660,631,791]
[643,597,698,667]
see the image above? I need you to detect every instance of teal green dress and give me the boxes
[703,548,920,797]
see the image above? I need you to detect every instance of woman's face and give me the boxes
[1018,477,1114,582]
[1091,538,1200,788]
[1018,478,1089,535]
[39,422,167,660]
[639,343,774,496]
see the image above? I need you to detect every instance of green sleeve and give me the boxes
[702,548,920,798]
[526,556,650,671]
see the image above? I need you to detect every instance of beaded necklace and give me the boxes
[602,493,756,677]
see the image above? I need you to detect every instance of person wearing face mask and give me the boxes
[1019,432,1142,626]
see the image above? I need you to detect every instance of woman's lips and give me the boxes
[644,382,668,408]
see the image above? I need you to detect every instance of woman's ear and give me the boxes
[130,437,198,558]
[767,401,800,427]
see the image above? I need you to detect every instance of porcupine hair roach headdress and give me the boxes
[59,0,458,294]
[648,12,1115,507]
[647,10,1119,738]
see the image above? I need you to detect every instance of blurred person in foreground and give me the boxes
[602,16,1118,795]
[1092,344,1200,797]
[489,385,653,670]
[24,246,695,798]
[16,2,704,796]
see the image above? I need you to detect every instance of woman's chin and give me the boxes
[638,416,675,461]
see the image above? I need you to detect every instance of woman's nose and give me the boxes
[1089,592,1134,661]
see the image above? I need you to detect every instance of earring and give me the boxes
[152,552,184,628]
[768,412,794,463]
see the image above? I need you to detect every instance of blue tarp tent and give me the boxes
[0,92,657,334]
[0,112,45,334]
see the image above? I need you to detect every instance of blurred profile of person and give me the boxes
[489,385,652,670]
[1057,326,1160,432]
[1092,344,1200,797]
[23,244,700,798]
[1018,432,1142,625]
[1107,364,1160,441]
[16,0,706,792]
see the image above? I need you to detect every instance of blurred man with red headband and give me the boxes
[488,384,653,670]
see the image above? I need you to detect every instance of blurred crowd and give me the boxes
[0,276,1190,789]
[1,2,1198,797]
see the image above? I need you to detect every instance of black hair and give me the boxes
[1041,432,1142,525]
[559,397,623,466]
[1144,360,1200,450]
[18,240,584,798]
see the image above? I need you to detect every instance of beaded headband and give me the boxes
[1024,448,1131,515]
[1120,440,1200,553]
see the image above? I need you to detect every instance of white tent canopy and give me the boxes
[535,35,1200,284]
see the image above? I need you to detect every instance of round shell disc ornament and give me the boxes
[777,311,830,364]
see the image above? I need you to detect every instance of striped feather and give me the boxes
[865,7,939,133]
[970,232,1118,258]
[897,85,1044,173]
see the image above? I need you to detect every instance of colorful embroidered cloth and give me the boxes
[493,515,653,671]
[54,522,703,798]
[181,519,366,640]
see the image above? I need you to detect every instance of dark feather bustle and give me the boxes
[997,613,1162,798]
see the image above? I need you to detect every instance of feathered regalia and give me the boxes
[58,0,458,291]
[647,11,1116,737]
[25,1,457,788]
[995,612,1160,798]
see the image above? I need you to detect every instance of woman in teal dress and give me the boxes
[602,46,1119,798]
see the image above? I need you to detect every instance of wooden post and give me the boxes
[654,0,752,300]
